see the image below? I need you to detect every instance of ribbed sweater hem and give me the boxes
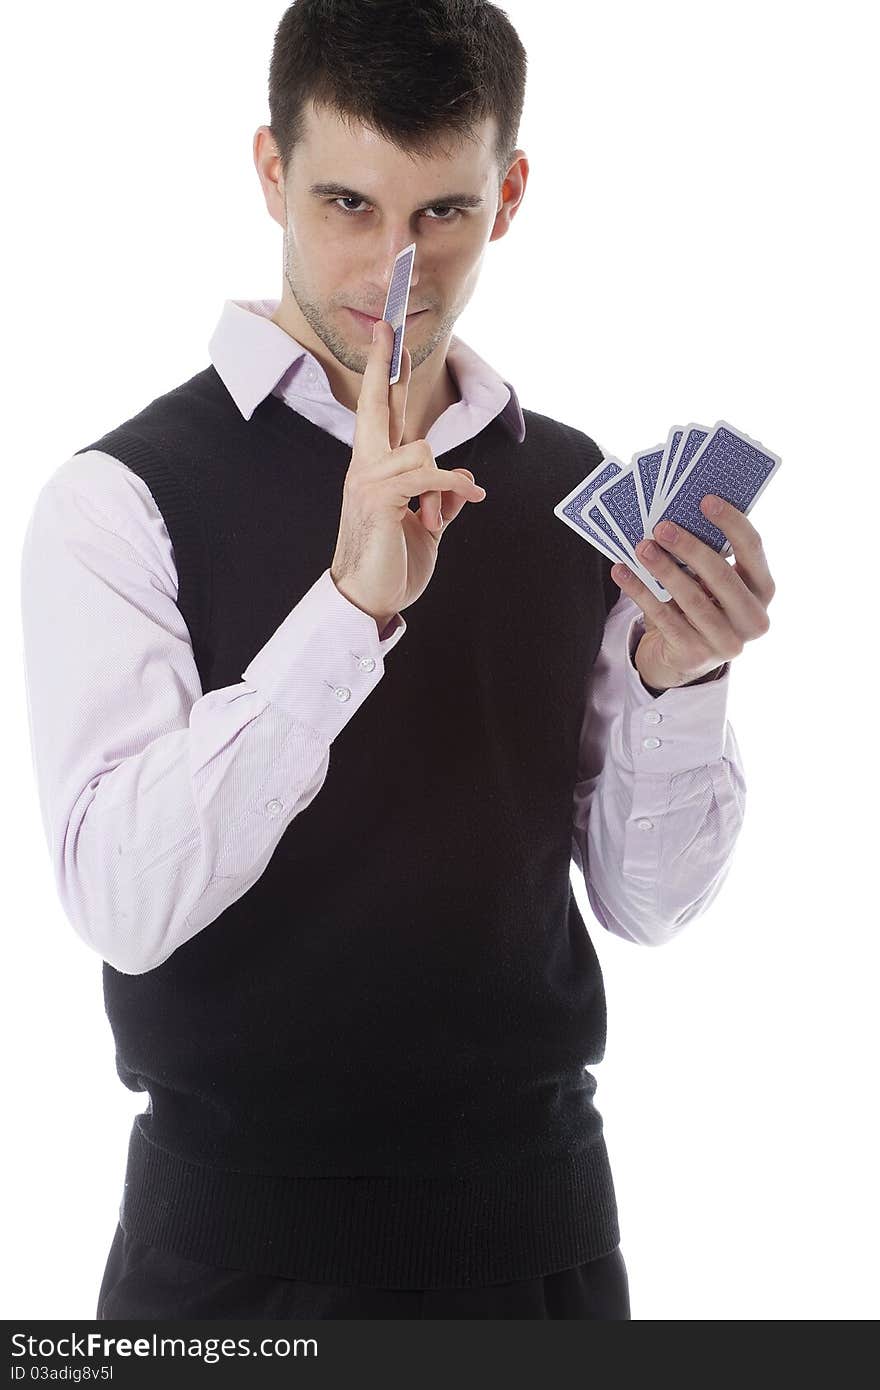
[118,1117,621,1290]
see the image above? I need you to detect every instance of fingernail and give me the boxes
[372,321,378,342]
[705,495,723,516]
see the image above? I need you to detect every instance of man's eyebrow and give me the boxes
[308,181,486,208]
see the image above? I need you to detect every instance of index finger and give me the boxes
[388,345,411,451]
[699,494,774,596]
[354,317,394,456]
[698,494,762,550]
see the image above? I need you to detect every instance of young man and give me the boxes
[21,0,764,1320]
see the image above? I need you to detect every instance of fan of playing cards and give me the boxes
[554,422,782,602]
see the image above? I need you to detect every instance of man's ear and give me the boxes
[253,125,287,232]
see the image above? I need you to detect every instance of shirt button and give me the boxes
[334,686,352,702]
[636,818,654,831]
[642,736,662,749]
[359,657,376,672]
[644,710,662,724]
[265,799,283,815]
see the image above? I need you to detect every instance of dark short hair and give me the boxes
[267,0,527,188]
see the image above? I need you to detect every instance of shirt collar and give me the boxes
[208,297,526,445]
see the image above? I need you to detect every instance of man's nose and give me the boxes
[375,235,419,282]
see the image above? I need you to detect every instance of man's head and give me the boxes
[253,0,528,401]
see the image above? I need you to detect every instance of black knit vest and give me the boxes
[75,362,623,1288]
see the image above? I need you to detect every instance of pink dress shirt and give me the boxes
[19,298,745,975]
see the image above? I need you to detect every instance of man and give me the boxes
[21,0,771,1320]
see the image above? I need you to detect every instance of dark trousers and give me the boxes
[96,1222,631,1320]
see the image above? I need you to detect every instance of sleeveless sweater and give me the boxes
[74,362,623,1289]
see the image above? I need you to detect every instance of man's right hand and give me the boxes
[330,317,487,628]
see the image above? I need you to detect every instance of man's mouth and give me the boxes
[345,307,428,327]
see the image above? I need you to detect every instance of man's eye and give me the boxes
[331,197,461,221]
[332,196,368,214]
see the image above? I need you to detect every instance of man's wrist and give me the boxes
[641,664,725,696]
[681,664,725,687]
[632,623,725,695]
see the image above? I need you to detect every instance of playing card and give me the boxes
[382,242,416,385]
[553,456,637,567]
[582,467,673,602]
[554,455,673,601]
[646,425,685,526]
[648,424,710,530]
[652,420,782,558]
[588,443,662,555]
[631,441,668,534]
[580,436,697,599]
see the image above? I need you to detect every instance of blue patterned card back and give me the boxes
[656,422,782,558]
[382,242,416,385]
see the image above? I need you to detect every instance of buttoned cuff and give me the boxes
[624,613,731,771]
[241,567,407,743]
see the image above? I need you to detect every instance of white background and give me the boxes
[3,0,877,1321]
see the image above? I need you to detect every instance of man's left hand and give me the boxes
[611,494,776,692]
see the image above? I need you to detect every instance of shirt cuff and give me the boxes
[624,613,731,771]
[241,567,407,742]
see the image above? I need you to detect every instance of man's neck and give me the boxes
[402,360,461,443]
[269,302,460,443]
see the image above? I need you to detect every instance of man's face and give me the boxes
[267,100,519,376]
